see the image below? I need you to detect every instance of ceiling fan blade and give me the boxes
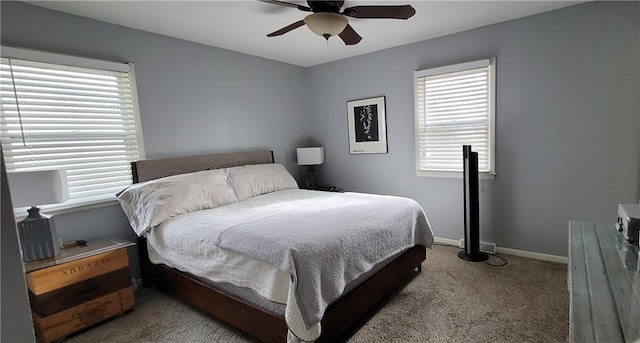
[339,24,362,45]
[342,5,416,19]
[267,20,306,37]
[258,0,312,12]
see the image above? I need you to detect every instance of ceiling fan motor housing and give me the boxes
[304,13,348,39]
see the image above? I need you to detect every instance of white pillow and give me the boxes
[117,169,238,236]
[226,163,298,201]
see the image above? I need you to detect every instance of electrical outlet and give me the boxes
[459,239,496,254]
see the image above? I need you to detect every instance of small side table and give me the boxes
[25,237,135,343]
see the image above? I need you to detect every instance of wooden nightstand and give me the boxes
[24,237,135,343]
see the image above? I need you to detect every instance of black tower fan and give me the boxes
[458,145,489,262]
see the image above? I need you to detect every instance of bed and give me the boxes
[124,150,433,342]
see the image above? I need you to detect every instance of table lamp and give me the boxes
[7,170,69,261]
[296,147,324,188]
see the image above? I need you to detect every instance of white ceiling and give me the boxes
[27,1,583,67]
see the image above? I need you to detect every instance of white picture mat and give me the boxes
[346,96,387,154]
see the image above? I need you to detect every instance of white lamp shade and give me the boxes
[304,13,348,37]
[7,170,69,207]
[297,147,325,166]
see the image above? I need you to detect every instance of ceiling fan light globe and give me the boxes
[304,13,348,38]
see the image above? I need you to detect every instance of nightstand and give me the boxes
[25,237,135,343]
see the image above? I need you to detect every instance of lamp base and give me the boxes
[305,165,318,189]
[17,206,61,262]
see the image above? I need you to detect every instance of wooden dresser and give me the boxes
[568,221,640,343]
[25,238,135,343]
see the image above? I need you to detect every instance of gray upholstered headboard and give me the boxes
[131,150,274,183]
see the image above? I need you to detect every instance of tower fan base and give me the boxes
[457,250,489,262]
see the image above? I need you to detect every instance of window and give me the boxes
[414,58,495,178]
[1,47,145,211]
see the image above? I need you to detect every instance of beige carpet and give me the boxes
[66,245,569,343]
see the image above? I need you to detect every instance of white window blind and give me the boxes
[414,58,495,177]
[0,48,144,209]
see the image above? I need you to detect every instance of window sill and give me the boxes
[13,197,119,221]
[415,170,496,179]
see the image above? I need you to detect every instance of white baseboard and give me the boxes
[495,247,568,264]
[432,236,568,264]
[433,237,460,246]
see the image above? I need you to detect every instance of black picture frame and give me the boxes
[346,96,387,154]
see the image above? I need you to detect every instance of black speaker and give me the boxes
[458,145,489,262]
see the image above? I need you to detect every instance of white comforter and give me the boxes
[146,189,433,341]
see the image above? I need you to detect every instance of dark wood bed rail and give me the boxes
[137,235,288,342]
[138,235,425,343]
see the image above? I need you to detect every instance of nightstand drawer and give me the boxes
[29,267,132,317]
[34,287,134,343]
[26,248,129,295]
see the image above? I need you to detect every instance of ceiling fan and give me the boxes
[260,0,416,45]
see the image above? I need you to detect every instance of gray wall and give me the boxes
[1,150,35,343]
[306,1,640,257]
[1,1,311,278]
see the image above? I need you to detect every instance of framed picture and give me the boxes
[346,96,387,154]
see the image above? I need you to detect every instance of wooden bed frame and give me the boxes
[132,150,426,342]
